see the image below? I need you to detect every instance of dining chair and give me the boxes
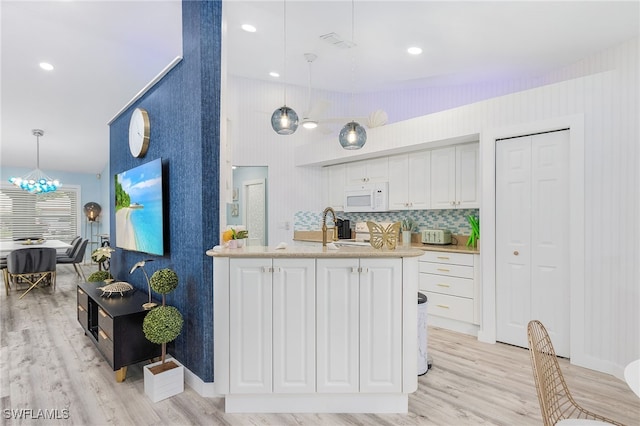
[6,247,57,299]
[56,239,88,281]
[57,236,82,259]
[527,320,625,426]
[1,256,9,295]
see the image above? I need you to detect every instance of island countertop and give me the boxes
[206,245,423,258]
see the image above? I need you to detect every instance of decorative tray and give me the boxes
[21,239,45,245]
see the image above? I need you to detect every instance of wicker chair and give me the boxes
[527,320,625,426]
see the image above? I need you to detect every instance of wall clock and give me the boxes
[128,107,150,158]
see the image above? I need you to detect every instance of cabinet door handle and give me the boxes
[98,308,107,318]
[513,251,519,256]
[99,330,108,340]
[351,267,359,273]
[436,268,450,273]
[78,305,85,312]
[78,289,85,295]
[436,283,450,288]
[360,267,368,273]
[436,256,450,260]
[261,266,274,273]
[436,304,450,309]
[273,266,281,273]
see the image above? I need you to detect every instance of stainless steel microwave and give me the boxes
[344,182,389,212]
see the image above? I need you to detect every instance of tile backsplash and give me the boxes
[294,209,480,235]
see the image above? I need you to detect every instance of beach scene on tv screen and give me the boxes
[114,159,163,255]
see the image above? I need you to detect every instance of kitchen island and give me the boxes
[207,245,423,413]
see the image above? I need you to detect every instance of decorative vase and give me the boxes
[227,239,238,249]
[236,238,245,248]
[402,231,412,246]
[143,356,184,402]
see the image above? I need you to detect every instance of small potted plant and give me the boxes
[88,246,115,282]
[142,267,184,402]
[467,215,480,248]
[401,218,418,246]
[222,226,248,248]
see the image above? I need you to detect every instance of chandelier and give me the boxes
[8,129,61,193]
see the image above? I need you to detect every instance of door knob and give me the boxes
[513,250,519,256]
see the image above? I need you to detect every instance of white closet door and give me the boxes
[496,130,570,357]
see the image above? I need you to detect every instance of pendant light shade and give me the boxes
[271,0,298,135]
[339,121,367,150]
[271,106,299,135]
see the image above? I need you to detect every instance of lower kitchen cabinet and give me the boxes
[419,251,480,329]
[229,258,315,394]
[316,258,402,393]
[213,253,417,413]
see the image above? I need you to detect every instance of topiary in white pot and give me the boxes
[141,268,184,402]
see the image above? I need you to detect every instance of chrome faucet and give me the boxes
[321,207,338,246]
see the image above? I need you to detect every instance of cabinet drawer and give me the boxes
[425,292,474,323]
[77,305,88,331]
[97,329,114,367]
[419,251,473,266]
[419,262,473,279]
[77,287,88,311]
[419,273,473,298]
[97,307,113,340]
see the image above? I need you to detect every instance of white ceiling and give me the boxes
[1,1,638,175]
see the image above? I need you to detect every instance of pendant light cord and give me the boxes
[36,133,40,169]
[349,0,355,120]
[283,0,288,106]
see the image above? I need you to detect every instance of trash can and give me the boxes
[418,292,429,375]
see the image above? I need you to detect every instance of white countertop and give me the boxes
[206,244,423,258]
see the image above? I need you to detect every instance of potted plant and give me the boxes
[467,215,480,248]
[222,226,248,248]
[141,268,185,402]
[88,246,115,282]
[401,218,418,246]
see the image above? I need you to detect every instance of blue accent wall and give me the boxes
[108,1,221,382]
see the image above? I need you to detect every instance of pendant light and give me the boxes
[271,0,298,135]
[338,0,366,150]
[8,129,61,193]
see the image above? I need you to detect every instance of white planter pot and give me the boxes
[144,357,184,402]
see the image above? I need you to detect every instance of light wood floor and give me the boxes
[1,266,638,425]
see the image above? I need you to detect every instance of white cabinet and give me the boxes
[346,157,389,184]
[229,258,315,394]
[229,258,273,394]
[388,151,431,210]
[317,258,402,393]
[430,143,479,209]
[325,163,346,211]
[418,251,480,326]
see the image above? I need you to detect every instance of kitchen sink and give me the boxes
[333,240,372,247]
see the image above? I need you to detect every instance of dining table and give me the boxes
[0,239,72,255]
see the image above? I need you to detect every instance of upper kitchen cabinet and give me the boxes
[388,151,431,210]
[346,157,389,185]
[431,143,479,209]
[325,164,346,211]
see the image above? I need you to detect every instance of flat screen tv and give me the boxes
[114,157,164,256]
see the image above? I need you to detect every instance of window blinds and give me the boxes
[0,185,80,242]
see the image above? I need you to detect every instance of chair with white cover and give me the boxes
[527,320,625,426]
[6,247,57,299]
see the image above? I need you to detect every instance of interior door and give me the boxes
[243,179,266,246]
[496,130,570,357]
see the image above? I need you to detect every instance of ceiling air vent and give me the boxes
[319,32,356,49]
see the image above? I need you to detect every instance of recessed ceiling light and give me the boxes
[241,24,256,33]
[269,71,280,78]
[407,47,422,55]
[39,62,54,71]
